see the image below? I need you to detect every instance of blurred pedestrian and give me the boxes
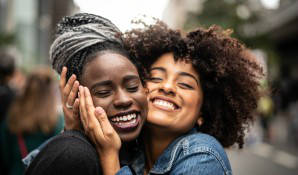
[0,51,16,123]
[0,67,64,175]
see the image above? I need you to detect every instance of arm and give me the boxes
[79,86,121,175]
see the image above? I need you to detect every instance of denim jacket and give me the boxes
[117,129,232,175]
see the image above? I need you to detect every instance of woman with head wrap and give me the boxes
[25,13,148,175]
[65,19,262,174]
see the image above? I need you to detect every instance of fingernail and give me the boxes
[95,107,104,115]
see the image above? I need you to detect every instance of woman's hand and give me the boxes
[79,86,121,175]
[59,67,81,130]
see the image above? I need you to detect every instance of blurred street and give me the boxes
[227,115,298,175]
[1,0,298,175]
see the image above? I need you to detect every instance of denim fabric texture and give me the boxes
[117,128,232,175]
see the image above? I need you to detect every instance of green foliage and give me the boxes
[184,0,280,80]
[0,32,15,48]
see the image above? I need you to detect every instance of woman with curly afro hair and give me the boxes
[63,19,262,174]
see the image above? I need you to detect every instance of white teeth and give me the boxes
[111,113,138,123]
[153,99,175,110]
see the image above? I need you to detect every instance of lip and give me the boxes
[109,110,141,132]
[150,95,180,111]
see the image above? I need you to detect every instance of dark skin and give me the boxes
[80,52,148,142]
[60,52,148,175]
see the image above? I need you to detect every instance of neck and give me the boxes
[143,125,179,172]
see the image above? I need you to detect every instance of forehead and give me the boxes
[81,52,138,84]
[151,53,198,78]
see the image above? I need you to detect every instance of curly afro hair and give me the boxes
[123,20,263,148]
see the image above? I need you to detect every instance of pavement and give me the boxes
[226,115,298,175]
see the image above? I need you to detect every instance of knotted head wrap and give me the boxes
[50,13,129,80]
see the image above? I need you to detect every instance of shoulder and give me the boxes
[172,132,232,174]
[181,132,225,154]
[25,130,101,175]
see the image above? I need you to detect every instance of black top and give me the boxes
[25,130,102,175]
[0,84,15,122]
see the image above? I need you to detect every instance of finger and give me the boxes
[83,87,104,137]
[84,87,95,118]
[79,86,88,131]
[73,98,80,119]
[59,67,67,92]
[67,80,79,107]
[94,107,115,137]
[63,74,76,103]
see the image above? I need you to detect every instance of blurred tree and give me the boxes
[0,33,15,48]
[184,0,280,81]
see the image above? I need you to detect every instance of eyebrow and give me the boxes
[90,75,140,91]
[150,67,199,85]
[123,75,140,82]
[90,80,112,91]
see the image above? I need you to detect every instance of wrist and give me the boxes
[98,150,120,175]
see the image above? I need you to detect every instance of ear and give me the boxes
[197,116,204,127]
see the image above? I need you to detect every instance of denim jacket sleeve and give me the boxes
[116,166,132,175]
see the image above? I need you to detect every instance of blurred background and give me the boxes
[0,0,297,174]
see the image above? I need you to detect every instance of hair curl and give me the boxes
[123,20,263,148]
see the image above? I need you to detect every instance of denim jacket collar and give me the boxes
[131,128,197,174]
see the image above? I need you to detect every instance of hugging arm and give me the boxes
[60,67,122,175]
[78,86,122,175]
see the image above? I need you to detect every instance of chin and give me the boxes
[119,128,141,142]
[147,111,171,125]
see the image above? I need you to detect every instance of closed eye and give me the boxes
[148,77,163,83]
[178,83,194,89]
[94,90,112,98]
[127,86,139,92]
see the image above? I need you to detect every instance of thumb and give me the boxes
[94,107,116,136]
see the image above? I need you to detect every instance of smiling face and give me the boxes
[146,53,203,134]
[80,52,148,142]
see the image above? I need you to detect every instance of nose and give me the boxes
[158,79,176,96]
[113,89,133,109]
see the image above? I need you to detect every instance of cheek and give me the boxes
[183,91,203,114]
[134,90,148,110]
[145,82,157,92]
[92,97,111,112]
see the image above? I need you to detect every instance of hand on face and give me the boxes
[60,67,81,130]
[78,86,121,155]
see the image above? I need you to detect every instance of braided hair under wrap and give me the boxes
[49,13,126,79]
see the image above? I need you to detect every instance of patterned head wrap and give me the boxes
[50,13,123,73]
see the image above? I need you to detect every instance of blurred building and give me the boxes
[0,0,77,69]
[162,0,203,29]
